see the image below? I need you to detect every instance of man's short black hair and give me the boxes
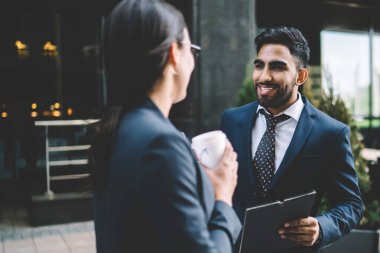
[254,26,310,68]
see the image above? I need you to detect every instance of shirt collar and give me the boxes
[256,93,305,122]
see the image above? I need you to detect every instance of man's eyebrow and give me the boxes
[269,60,288,67]
[253,59,288,67]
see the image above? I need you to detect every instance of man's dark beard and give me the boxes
[254,81,296,110]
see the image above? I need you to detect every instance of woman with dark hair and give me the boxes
[90,0,241,252]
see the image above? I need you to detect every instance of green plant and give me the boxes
[237,63,256,106]
[311,86,380,228]
[307,67,379,228]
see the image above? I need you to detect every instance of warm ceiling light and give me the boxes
[1,112,8,118]
[15,40,27,50]
[54,102,60,109]
[52,110,61,117]
[31,103,37,109]
[67,107,73,116]
[31,111,38,118]
[43,41,57,52]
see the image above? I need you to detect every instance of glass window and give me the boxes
[373,34,380,118]
[321,31,370,117]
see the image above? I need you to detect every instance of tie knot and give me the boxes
[259,109,290,129]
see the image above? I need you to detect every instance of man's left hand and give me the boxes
[278,217,320,247]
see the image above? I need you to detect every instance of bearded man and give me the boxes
[220,26,364,253]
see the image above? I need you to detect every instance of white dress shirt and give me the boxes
[251,94,304,173]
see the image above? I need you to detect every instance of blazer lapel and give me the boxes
[182,133,214,218]
[269,98,316,189]
[243,103,259,188]
[197,160,215,218]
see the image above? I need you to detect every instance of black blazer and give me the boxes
[220,96,364,252]
[94,98,241,253]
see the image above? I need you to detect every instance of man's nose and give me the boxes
[258,67,272,83]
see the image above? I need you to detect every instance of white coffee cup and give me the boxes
[191,130,226,169]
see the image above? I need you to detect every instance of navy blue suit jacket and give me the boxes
[94,99,241,253]
[220,96,364,252]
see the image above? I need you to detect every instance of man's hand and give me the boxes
[278,217,320,247]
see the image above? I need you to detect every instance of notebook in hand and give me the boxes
[239,190,316,253]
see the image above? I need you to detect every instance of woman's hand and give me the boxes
[202,140,238,206]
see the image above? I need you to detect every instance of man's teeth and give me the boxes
[260,87,273,91]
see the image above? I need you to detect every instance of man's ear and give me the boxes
[296,68,309,85]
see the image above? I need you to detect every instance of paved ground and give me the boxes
[0,203,96,253]
[0,221,96,253]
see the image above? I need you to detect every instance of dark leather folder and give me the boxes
[239,190,316,253]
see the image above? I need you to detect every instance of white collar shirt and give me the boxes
[251,94,305,173]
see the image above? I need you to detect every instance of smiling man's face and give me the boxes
[253,44,302,115]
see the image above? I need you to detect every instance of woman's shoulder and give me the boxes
[115,107,195,180]
[120,107,177,137]
[113,106,189,157]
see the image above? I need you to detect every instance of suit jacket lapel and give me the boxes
[269,97,316,189]
[243,102,259,188]
[197,160,214,218]
[183,134,214,218]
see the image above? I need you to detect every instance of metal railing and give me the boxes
[35,119,98,199]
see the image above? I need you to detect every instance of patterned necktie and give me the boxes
[253,109,290,198]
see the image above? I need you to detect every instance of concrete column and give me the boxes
[196,0,256,133]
